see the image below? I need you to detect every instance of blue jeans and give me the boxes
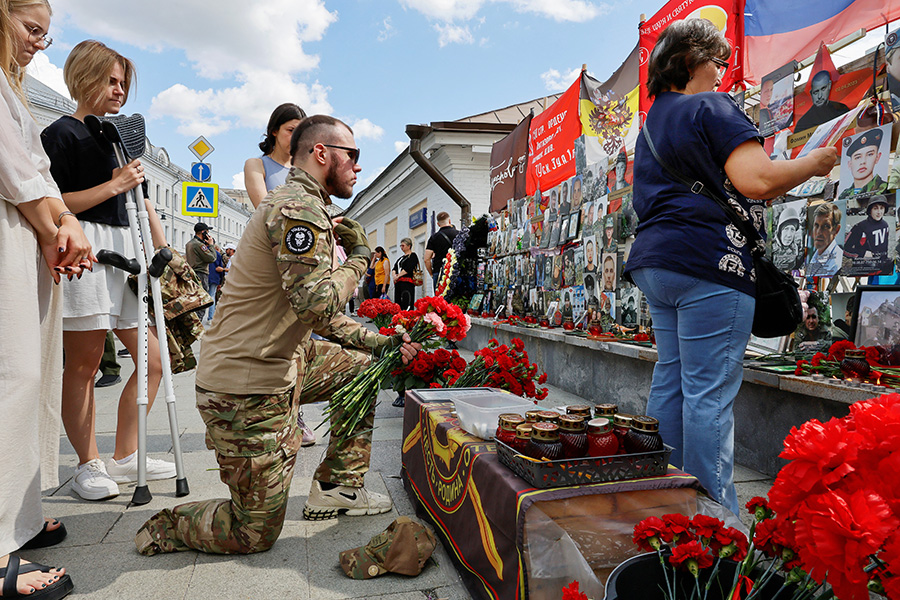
[206,279,218,321]
[631,267,754,514]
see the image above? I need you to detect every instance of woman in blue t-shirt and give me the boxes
[243,103,306,208]
[625,19,836,513]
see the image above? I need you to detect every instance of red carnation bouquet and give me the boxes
[445,337,549,400]
[323,296,471,443]
[388,347,468,396]
[357,297,401,329]
[628,393,900,600]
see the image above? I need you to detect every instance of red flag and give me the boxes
[638,0,745,118]
[525,76,582,196]
[805,41,840,92]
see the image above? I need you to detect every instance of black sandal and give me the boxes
[0,555,73,599]
[392,394,405,408]
[20,520,67,550]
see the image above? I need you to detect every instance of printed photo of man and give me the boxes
[602,253,617,291]
[838,127,888,202]
[844,195,893,275]
[795,70,850,132]
[806,202,843,277]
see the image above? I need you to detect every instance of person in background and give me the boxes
[95,330,121,387]
[367,246,389,299]
[243,103,306,208]
[185,222,216,293]
[2,0,92,594]
[625,18,837,513]
[213,242,235,304]
[424,212,458,291]
[392,237,419,311]
[205,243,223,323]
[42,39,175,502]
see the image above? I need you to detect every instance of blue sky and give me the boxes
[28,0,649,209]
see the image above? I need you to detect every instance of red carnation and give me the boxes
[746,496,772,521]
[714,527,748,561]
[633,516,666,551]
[668,540,713,576]
[827,339,857,362]
[690,514,724,541]
[661,513,694,543]
[538,372,547,384]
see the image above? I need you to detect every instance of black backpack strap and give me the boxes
[641,126,765,256]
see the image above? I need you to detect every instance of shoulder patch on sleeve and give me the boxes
[283,223,316,255]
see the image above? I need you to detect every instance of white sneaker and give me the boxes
[303,480,392,521]
[72,459,119,501]
[106,454,177,483]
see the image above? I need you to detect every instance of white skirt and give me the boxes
[62,220,140,331]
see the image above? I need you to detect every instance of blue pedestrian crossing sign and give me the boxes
[182,182,218,217]
[191,162,212,182]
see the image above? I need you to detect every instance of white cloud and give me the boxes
[360,166,386,188]
[149,70,332,137]
[26,54,71,100]
[400,0,607,23]
[394,140,408,153]
[232,171,245,189]
[54,0,337,136]
[350,118,385,141]
[435,23,474,47]
[377,17,396,41]
[540,67,581,91]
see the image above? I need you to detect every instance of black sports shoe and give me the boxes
[117,348,130,357]
[95,374,122,388]
[392,395,405,408]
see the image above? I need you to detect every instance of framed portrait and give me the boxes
[768,198,807,272]
[838,124,891,210]
[842,192,897,277]
[850,285,900,347]
[759,61,797,137]
[567,211,581,241]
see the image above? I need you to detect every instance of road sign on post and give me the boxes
[182,182,218,217]
[188,136,214,161]
[191,162,212,182]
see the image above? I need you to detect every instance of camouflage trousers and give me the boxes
[135,339,372,555]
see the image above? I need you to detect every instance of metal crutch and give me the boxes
[84,114,189,505]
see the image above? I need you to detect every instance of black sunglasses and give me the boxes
[710,57,729,73]
[310,144,360,164]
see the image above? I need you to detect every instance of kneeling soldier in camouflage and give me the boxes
[135,115,420,555]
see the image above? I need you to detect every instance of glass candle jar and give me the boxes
[612,414,634,452]
[558,415,588,458]
[566,405,593,419]
[594,403,618,419]
[586,417,619,457]
[525,410,543,423]
[496,413,525,446]
[527,422,563,460]
[536,411,561,425]
[840,348,871,382]
[512,423,532,454]
[623,416,664,454]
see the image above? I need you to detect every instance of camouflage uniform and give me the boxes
[135,168,388,555]
[838,174,888,201]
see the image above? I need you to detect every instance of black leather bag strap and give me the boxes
[641,126,765,256]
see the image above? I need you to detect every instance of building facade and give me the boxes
[344,97,555,297]
[25,76,251,252]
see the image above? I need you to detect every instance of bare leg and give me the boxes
[111,326,162,461]
[60,330,106,465]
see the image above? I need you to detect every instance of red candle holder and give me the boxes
[840,349,870,382]
[588,325,602,336]
[563,320,575,331]
[539,318,550,328]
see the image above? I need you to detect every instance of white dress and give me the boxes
[0,74,64,555]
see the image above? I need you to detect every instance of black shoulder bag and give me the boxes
[640,127,803,338]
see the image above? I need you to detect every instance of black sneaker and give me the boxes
[392,395,405,408]
[117,348,130,357]
[95,374,122,388]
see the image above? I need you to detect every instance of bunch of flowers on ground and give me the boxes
[444,337,548,400]
[794,340,900,387]
[323,296,470,443]
[626,393,900,600]
[357,298,401,329]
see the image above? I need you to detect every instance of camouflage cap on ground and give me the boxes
[339,517,437,579]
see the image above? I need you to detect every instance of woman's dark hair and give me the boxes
[259,103,306,155]
[646,18,731,99]
[375,246,386,257]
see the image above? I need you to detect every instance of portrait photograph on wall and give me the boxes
[842,193,897,277]
[851,286,900,347]
[806,200,846,278]
[838,125,891,208]
[768,199,807,272]
[758,61,796,137]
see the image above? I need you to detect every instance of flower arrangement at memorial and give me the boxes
[794,339,900,388]
[323,296,470,443]
[357,297,401,329]
[611,393,900,600]
[387,347,468,396]
[436,216,490,305]
[444,337,549,400]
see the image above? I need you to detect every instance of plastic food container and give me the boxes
[450,389,536,439]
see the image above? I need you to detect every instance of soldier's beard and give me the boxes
[325,157,354,199]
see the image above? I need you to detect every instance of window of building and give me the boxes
[384,218,397,249]
[165,189,170,208]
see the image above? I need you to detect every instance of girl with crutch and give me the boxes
[41,40,174,501]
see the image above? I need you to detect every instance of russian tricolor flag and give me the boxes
[744,0,900,84]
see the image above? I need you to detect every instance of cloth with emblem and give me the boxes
[135,167,391,555]
[401,389,703,600]
[625,91,765,297]
[126,247,212,373]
